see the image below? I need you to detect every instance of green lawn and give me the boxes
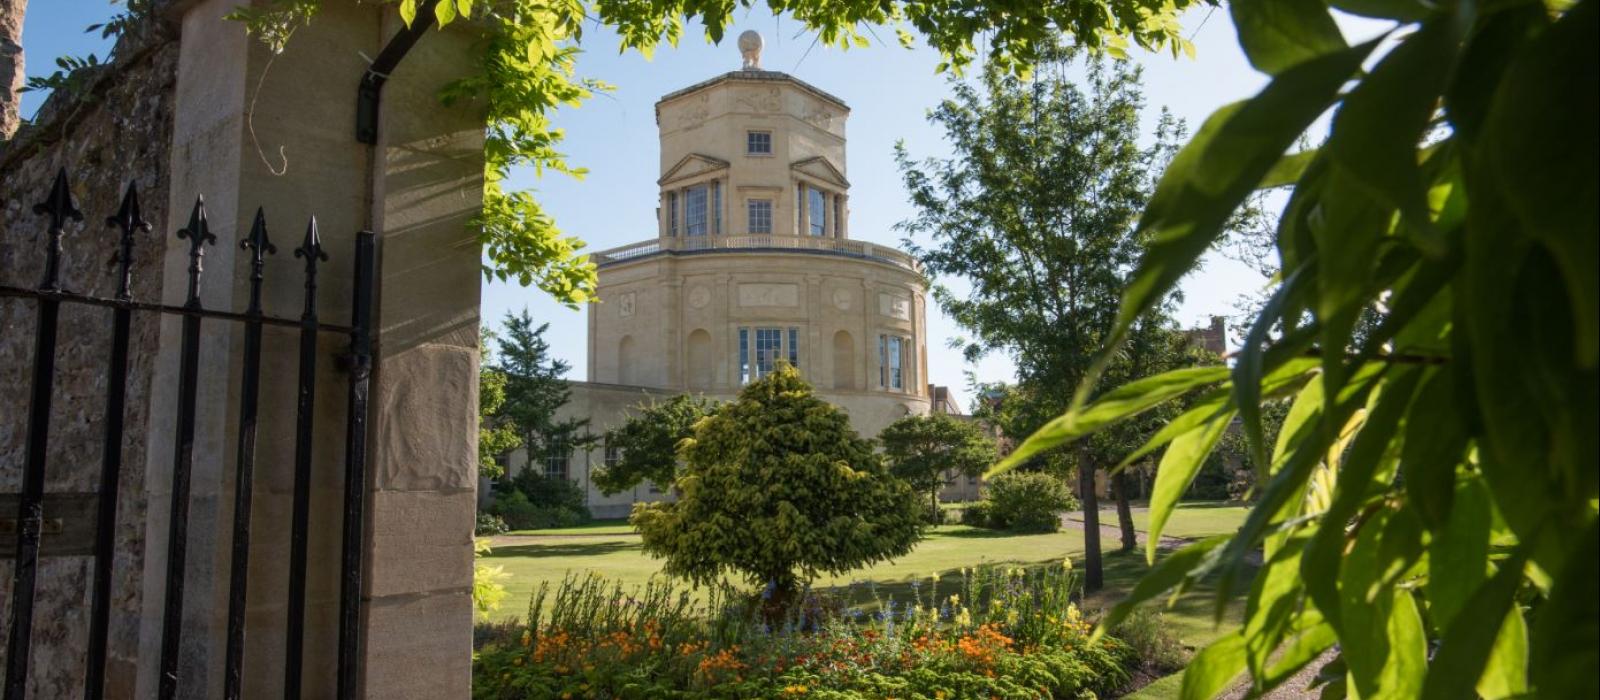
[483,505,1254,698]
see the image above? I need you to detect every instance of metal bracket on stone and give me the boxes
[0,493,99,557]
[355,0,441,144]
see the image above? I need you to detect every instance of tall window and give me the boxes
[685,185,709,236]
[740,326,802,384]
[667,191,678,236]
[747,130,772,154]
[878,334,909,390]
[747,199,772,233]
[888,336,904,389]
[603,442,621,469]
[543,440,569,480]
[808,186,827,236]
[755,327,783,379]
[739,329,749,385]
[712,181,721,235]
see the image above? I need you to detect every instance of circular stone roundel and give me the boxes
[688,285,711,309]
[832,288,852,310]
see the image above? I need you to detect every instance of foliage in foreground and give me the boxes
[993,1,1598,698]
[473,564,1136,699]
[960,472,1077,534]
[632,366,925,602]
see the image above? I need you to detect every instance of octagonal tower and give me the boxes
[584,40,931,438]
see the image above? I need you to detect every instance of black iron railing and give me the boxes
[0,168,376,700]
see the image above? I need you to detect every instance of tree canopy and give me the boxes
[226,0,1204,306]
[879,412,996,511]
[491,309,590,465]
[592,394,714,495]
[631,365,924,600]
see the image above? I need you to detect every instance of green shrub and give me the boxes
[980,472,1076,533]
[1110,607,1187,676]
[632,365,925,607]
[476,512,509,536]
[959,500,993,528]
[488,490,587,531]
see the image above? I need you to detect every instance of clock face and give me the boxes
[688,286,711,309]
[832,289,852,310]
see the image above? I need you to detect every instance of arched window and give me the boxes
[832,330,854,390]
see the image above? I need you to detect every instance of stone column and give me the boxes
[148,1,482,697]
[0,0,23,139]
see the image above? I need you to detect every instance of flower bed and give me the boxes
[473,562,1137,699]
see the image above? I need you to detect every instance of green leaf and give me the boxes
[1481,0,1599,368]
[989,366,1229,476]
[435,0,457,26]
[1180,633,1248,700]
[1530,518,1599,698]
[399,0,417,26]
[1422,544,1531,700]
[456,0,474,18]
[1427,473,1490,632]
[1081,38,1379,410]
[1327,17,1461,249]
[1477,604,1529,700]
[1381,588,1429,698]
[1258,149,1318,189]
[1328,0,1432,21]
[1146,410,1235,563]
[1235,262,1313,476]
[1096,536,1228,635]
[1230,0,1347,75]
[1401,369,1469,529]
[1302,367,1421,627]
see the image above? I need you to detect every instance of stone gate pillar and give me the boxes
[158,1,483,698]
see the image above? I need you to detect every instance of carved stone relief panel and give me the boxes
[688,285,711,309]
[878,292,910,320]
[738,282,799,307]
[736,86,782,112]
[619,292,636,318]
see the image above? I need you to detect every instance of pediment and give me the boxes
[659,153,731,186]
[790,156,849,189]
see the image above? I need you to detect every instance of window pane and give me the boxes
[740,328,749,385]
[544,440,569,479]
[747,199,772,233]
[878,335,887,387]
[685,186,708,236]
[889,336,903,389]
[667,192,677,236]
[712,181,721,235]
[788,327,799,367]
[756,327,782,379]
[808,187,826,236]
[747,131,772,154]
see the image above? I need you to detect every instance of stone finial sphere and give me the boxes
[738,30,764,70]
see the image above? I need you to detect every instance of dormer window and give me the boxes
[747,130,772,155]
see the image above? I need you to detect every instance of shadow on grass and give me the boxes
[932,527,1028,539]
[488,541,643,558]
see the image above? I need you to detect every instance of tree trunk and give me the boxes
[1113,469,1137,553]
[1078,450,1103,592]
[0,0,25,140]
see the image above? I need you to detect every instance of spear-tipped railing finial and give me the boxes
[294,216,329,320]
[32,168,84,291]
[240,208,277,315]
[106,182,153,301]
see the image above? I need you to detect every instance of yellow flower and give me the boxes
[1062,558,1072,571]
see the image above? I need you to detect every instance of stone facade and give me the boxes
[3,2,483,697]
[501,57,986,518]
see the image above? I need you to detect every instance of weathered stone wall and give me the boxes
[0,0,23,138]
[0,11,179,698]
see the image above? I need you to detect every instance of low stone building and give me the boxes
[503,36,982,518]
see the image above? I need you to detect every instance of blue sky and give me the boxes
[19,2,1388,410]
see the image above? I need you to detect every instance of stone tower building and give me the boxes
[511,37,977,517]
